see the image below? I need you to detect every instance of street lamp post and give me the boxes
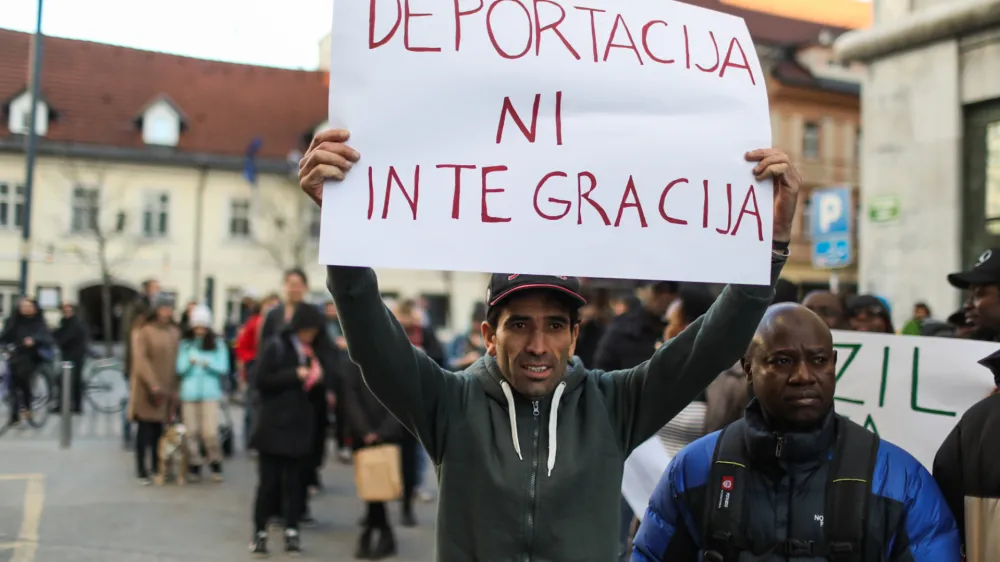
[18,0,45,297]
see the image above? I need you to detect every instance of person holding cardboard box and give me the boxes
[298,128,800,561]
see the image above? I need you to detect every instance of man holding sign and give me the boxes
[299,128,799,561]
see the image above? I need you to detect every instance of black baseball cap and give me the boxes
[947,248,1000,289]
[485,274,587,315]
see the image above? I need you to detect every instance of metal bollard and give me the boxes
[60,361,73,449]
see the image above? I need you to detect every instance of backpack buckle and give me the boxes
[786,540,814,557]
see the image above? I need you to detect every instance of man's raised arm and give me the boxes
[326,265,458,461]
[601,148,802,453]
[300,129,459,461]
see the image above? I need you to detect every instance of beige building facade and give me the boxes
[836,0,1000,325]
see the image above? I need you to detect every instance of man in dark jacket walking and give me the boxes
[934,248,1000,562]
[53,303,90,414]
[300,128,800,561]
[633,303,960,562]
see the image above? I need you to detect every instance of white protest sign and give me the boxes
[622,332,998,517]
[830,330,997,470]
[323,0,773,284]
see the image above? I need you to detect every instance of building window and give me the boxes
[229,198,251,238]
[0,282,18,320]
[224,288,243,326]
[0,182,25,231]
[71,186,100,234]
[309,205,322,238]
[800,196,811,240]
[142,192,170,238]
[986,121,1000,234]
[803,121,821,159]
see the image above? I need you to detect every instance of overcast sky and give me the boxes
[2,0,334,69]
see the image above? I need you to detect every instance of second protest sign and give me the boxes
[323,0,773,284]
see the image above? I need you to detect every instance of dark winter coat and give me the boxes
[933,348,1000,562]
[0,304,55,381]
[250,330,336,458]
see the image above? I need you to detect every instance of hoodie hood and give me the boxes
[470,354,589,477]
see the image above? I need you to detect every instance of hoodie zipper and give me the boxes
[524,400,541,562]
[775,435,785,458]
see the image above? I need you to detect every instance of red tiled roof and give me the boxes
[679,0,850,45]
[0,28,328,160]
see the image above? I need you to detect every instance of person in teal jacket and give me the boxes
[176,305,231,482]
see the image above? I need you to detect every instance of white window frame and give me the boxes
[141,191,170,238]
[70,186,101,234]
[803,121,821,159]
[228,198,252,239]
[0,181,25,231]
[7,93,48,136]
[0,282,19,321]
[141,100,181,147]
[224,288,243,326]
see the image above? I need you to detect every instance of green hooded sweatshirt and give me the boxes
[326,259,784,562]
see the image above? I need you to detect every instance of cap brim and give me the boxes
[947,269,997,289]
[489,284,587,308]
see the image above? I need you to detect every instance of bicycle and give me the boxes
[0,344,53,432]
[81,352,128,414]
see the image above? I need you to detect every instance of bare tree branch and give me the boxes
[246,182,316,271]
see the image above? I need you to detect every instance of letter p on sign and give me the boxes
[818,195,842,233]
[810,187,851,238]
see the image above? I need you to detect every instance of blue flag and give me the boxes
[243,137,263,187]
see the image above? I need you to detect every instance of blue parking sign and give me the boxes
[810,187,853,269]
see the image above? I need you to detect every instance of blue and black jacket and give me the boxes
[632,402,961,562]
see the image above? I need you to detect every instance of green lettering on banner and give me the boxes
[863,414,880,435]
[909,347,956,417]
[879,346,890,408]
[833,343,864,405]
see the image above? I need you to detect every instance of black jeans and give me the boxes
[364,501,389,530]
[135,421,163,478]
[8,374,32,422]
[400,433,418,516]
[254,454,305,533]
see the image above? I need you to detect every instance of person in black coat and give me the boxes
[53,303,90,414]
[0,297,56,425]
[248,303,335,556]
[342,356,403,559]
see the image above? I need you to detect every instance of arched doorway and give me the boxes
[76,281,140,343]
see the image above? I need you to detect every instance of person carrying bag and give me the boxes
[342,350,404,560]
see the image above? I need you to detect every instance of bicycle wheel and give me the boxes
[84,362,127,414]
[28,369,51,428]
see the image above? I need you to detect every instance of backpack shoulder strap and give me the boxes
[702,420,751,562]
[823,415,880,562]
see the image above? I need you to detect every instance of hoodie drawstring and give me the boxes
[547,382,566,476]
[500,381,523,460]
[500,380,567,477]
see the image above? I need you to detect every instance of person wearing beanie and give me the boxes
[249,302,337,556]
[176,305,230,482]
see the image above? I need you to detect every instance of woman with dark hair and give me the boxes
[176,304,230,482]
[0,296,55,426]
[127,294,180,484]
[249,302,335,556]
[846,294,896,333]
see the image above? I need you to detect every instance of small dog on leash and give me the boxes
[155,423,190,486]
